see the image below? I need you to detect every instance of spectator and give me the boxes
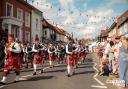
[118,34,128,87]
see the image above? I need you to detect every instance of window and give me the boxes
[25,31,30,42]
[36,18,38,30]
[11,26,20,39]
[45,30,47,35]
[25,12,30,27]
[124,22,128,33]
[6,2,13,16]
[17,8,23,20]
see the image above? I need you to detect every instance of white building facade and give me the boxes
[31,9,43,43]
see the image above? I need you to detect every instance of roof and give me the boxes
[110,22,117,30]
[17,0,42,14]
[42,19,69,36]
[100,29,110,37]
[117,10,128,28]
[107,22,117,33]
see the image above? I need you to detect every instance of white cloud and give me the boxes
[31,0,52,11]
[30,0,119,39]
[59,0,73,9]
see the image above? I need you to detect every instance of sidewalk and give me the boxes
[93,52,127,89]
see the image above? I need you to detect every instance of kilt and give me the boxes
[33,52,42,64]
[65,54,77,66]
[4,50,20,71]
[26,53,34,62]
[80,52,85,58]
[49,53,56,61]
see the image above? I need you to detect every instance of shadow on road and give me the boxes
[6,75,54,85]
[74,70,95,75]
[78,65,93,69]
[44,69,66,73]
[26,75,54,81]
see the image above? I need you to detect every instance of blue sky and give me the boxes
[29,0,128,39]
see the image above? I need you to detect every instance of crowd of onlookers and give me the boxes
[96,35,128,87]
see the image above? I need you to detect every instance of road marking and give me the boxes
[91,62,108,88]
[94,77,105,86]
[91,85,107,88]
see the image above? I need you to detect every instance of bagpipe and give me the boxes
[68,49,78,61]
[35,44,47,62]
[26,47,34,60]
[2,42,15,69]
[32,43,42,62]
[49,47,56,57]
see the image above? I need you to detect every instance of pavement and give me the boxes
[0,53,124,89]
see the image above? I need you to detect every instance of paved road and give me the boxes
[0,53,119,89]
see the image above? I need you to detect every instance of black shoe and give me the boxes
[67,74,71,77]
[7,71,10,74]
[13,80,20,83]
[33,72,36,75]
[50,66,54,68]
[0,82,6,85]
[40,70,44,74]
[25,66,28,69]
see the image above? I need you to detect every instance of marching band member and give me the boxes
[0,34,21,84]
[57,44,65,64]
[40,43,47,72]
[56,45,61,64]
[22,44,27,67]
[78,44,86,64]
[65,38,75,77]
[26,43,33,68]
[48,43,56,68]
[32,38,42,75]
[72,43,79,68]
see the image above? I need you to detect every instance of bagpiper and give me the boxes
[57,44,65,64]
[65,37,76,77]
[32,38,43,75]
[0,34,21,85]
[48,43,56,68]
[26,43,33,68]
[78,44,87,64]
[72,43,79,68]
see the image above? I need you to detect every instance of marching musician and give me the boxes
[0,34,21,84]
[57,44,65,64]
[32,38,42,75]
[26,43,33,68]
[40,43,47,73]
[65,38,75,77]
[72,43,79,68]
[79,44,87,64]
[22,43,27,67]
[48,43,56,68]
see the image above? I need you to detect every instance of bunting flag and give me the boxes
[70,11,74,14]
[58,8,61,11]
